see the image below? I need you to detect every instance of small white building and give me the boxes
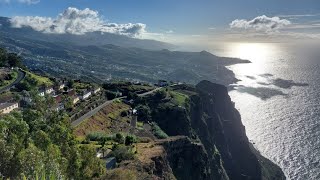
[0,102,19,114]
[53,103,64,112]
[59,83,66,90]
[73,96,80,104]
[38,90,45,97]
[45,87,54,94]
[80,91,92,100]
[93,87,101,94]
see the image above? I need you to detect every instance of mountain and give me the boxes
[0,16,249,86]
[0,17,174,50]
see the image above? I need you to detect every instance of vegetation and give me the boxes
[109,145,135,162]
[0,48,24,68]
[151,122,169,139]
[0,95,105,179]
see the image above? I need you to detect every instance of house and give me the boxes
[53,94,62,104]
[63,89,75,96]
[53,103,64,112]
[38,88,45,96]
[72,96,80,104]
[59,83,66,90]
[38,86,54,96]
[45,87,54,94]
[93,87,101,94]
[158,80,168,87]
[80,91,91,100]
[0,102,19,114]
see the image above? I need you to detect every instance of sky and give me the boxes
[1,0,320,45]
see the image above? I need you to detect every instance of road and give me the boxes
[0,69,26,93]
[71,87,162,127]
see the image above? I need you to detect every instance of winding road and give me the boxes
[0,69,26,93]
[71,87,162,127]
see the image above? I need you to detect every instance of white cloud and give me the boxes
[10,7,147,37]
[278,14,320,18]
[0,0,40,4]
[18,0,39,4]
[208,27,216,30]
[230,15,291,32]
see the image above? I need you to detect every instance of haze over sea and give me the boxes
[209,42,320,180]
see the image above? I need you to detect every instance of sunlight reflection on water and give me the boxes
[209,42,320,180]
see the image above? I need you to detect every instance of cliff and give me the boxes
[142,80,285,180]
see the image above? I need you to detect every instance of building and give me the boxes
[63,89,75,96]
[53,103,64,112]
[45,87,54,94]
[73,96,80,104]
[38,88,45,96]
[130,109,138,127]
[93,87,101,94]
[53,94,62,104]
[59,83,66,90]
[0,102,19,114]
[80,91,91,100]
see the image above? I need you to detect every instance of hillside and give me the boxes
[73,81,285,180]
[0,16,250,86]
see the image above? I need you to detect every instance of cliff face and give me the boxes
[149,80,285,180]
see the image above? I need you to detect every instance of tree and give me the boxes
[17,144,44,179]
[7,53,22,67]
[154,90,167,100]
[79,145,105,179]
[114,133,125,144]
[127,92,138,100]
[136,105,151,122]
[125,135,136,146]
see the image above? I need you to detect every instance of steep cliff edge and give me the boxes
[142,80,285,180]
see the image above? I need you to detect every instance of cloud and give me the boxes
[0,0,40,4]
[278,14,320,18]
[10,7,147,37]
[230,15,291,32]
[18,0,39,4]
[165,30,174,34]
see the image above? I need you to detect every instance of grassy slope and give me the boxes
[73,101,130,137]
[0,70,18,89]
[25,71,53,86]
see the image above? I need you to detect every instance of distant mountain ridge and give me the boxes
[0,16,174,50]
[0,16,250,85]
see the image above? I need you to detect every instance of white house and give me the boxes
[73,96,80,104]
[80,91,92,100]
[93,87,101,94]
[59,83,66,90]
[0,102,19,114]
[53,103,64,112]
[45,87,54,94]
[38,89,45,97]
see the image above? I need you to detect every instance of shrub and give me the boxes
[120,110,128,117]
[114,133,125,144]
[151,122,169,139]
[136,105,151,122]
[109,145,134,162]
[86,132,112,142]
[105,90,117,100]
[125,135,137,146]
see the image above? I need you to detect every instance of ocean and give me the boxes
[209,42,320,180]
